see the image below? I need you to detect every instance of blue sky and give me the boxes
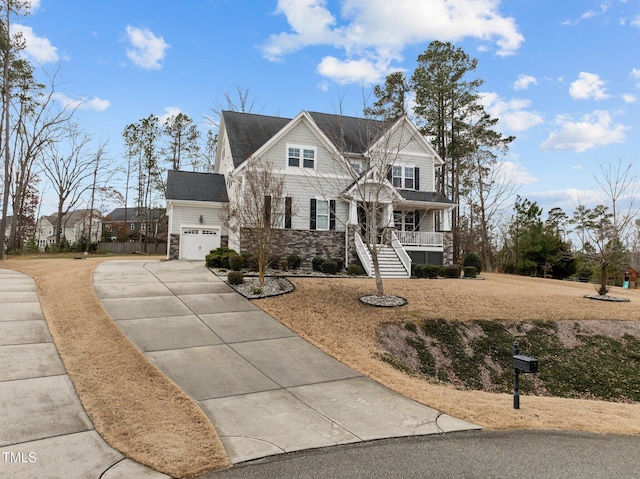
[18,0,640,216]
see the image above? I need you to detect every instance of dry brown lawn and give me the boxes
[255,273,640,436]
[2,256,229,479]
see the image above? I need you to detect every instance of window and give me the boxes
[273,197,285,228]
[288,145,316,169]
[391,166,416,189]
[303,149,315,168]
[316,199,329,230]
[310,198,335,230]
[183,229,199,235]
[288,147,300,167]
[394,210,418,231]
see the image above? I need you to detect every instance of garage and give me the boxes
[179,227,221,260]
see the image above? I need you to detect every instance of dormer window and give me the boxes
[287,145,316,169]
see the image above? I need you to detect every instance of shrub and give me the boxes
[347,264,363,275]
[268,255,281,270]
[312,256,325,271]
[444,265,461,278]
[243,254,259,272]
[463,252,483,274]
[320,259,339,274]
[227,270,244,285]
[463,266,477,278]
[206,247,238,268]
[332,257,344,272]
[228,253,244,271]
[279,258,289,271]
[427,265,445,278]
[286,254,301,270]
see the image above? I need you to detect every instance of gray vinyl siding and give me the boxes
[170,203,227,235]
[251,119,352,232]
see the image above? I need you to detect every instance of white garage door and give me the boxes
[180,227,221,260]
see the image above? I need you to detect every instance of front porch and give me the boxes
[395,230,444,248]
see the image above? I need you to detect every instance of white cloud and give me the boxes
[53,93,110,111]
[496,160,538,185]
[480,92,544,133]
[124,25,169,70]
[158,106,182,125]
[513,74,537,91]
[12,24,58,64]
[581,2,611,20]
[569,72,610,100]
[631,68,640,87]
[533,188,603,209]
[317,56,394,84]
[27,0,41,12]
[631,14,640,27]
[622,94,636,103]
[262,0,524,84]
[540,110,628,153]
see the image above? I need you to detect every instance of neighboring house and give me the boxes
[165,110,456,276]
[36,209,102,250]
[166,171,229,260]
[101,207,167,242]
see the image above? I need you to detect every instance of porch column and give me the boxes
[442,207,452,231]
[385,202,394,228]
[348,201,358,225]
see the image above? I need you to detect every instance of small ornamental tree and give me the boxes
[225,160,287,286]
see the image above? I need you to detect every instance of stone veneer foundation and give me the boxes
[240,228,346,267]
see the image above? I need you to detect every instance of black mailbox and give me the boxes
[513,354,538,373]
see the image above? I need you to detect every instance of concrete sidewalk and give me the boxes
[0,268,169,479]
[93,260,479,464]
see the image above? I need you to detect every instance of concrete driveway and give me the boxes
[0,268,169,479]
[93,260,479,464]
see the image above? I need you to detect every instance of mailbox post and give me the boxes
[513,340,539,409]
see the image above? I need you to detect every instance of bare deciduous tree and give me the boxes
[225,160,288,286]
[40,125,100,247]
[572,160,638,296]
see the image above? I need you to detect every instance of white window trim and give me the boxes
[316,198,330,231]
[391,165,415,189]
[272,197,286,229]
[287,144,316,170]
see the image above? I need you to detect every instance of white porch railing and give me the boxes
[390,231,411,276]
[396,231,444,247]
[354,232,373,277]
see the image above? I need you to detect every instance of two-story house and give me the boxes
[36,209,102,250]
[166,110,456,276]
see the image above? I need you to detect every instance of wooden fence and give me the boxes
[97,241,167,256]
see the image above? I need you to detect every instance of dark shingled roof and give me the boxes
[222,111,290,169]
[221,110,391,168]
[398,189,455,204]
[166,170,228,202]
[308,112,387,154]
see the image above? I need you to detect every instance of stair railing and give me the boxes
[390,230,411,276]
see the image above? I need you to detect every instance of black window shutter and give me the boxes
[285,197,292,229]
[264,195,271,224]
[329,200,336,230]
[310,199,316,230]
[414,167,420,190]
[414,210,420,231]
[386,166,392,182]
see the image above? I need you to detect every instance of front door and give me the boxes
[358,204,385,244]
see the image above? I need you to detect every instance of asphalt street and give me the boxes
[202,430,640,479]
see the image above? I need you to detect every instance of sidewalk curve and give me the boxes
[93,260,480,464]
[0,268,169,479]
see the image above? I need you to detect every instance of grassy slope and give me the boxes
[255,274,640,435]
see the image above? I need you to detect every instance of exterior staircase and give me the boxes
[355,240,410,278]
